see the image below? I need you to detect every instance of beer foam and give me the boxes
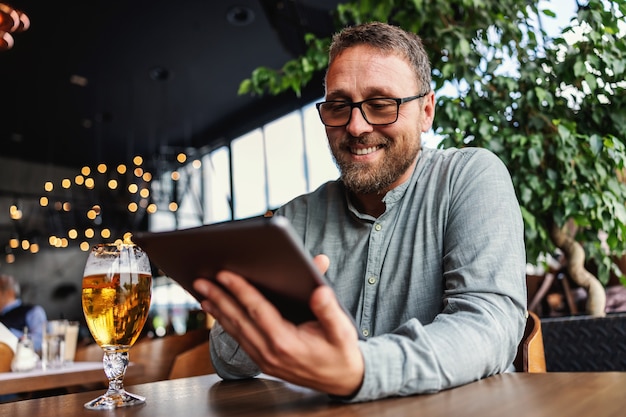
[83,244,151,276]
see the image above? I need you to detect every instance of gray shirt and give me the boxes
[209,146,527,402]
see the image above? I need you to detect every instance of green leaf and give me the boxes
[574,61,587,77]
[527,148,541,168]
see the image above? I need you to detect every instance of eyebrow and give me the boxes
[325,88,400,101]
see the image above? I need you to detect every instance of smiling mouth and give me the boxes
[350,145,382,155]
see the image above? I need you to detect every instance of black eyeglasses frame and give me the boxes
[315,91,430,127]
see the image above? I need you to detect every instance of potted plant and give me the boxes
[239,0,626,318]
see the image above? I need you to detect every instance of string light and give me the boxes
[2,153,165,260]
[9,204,22,220]
[29,242,39,254]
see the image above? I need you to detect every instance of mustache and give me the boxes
[340,134,391,147]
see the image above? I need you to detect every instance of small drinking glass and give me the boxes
[81,240,152,410]
[42,319,67,369]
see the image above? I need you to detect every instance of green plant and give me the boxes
[239,0,626,316]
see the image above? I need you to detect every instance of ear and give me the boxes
[420,91,436,133]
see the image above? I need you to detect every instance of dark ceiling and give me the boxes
[1,0,339,170]
[0,0,341,258]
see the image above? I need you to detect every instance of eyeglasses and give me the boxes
[315,92,429,127]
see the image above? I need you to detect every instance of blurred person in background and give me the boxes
[0,274,47,352]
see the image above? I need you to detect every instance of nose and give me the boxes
[345,106,373,137]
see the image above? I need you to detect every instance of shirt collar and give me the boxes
[1,299,22,315]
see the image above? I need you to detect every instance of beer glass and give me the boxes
[81,241,152,410]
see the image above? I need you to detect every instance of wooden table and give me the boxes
[0,371,624,417]
[0,361,144,397]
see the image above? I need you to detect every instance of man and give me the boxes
[193,22,526,402]
[0,274,47,352]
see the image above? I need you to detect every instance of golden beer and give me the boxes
[82,272,152,348]
[82,241,152,410]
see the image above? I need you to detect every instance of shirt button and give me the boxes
[362,329,370,337]
[368,276,377,285]
[374,224,382,231]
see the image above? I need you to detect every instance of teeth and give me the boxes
[352,146,378,155]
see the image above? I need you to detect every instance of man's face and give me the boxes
[324,45,434,195]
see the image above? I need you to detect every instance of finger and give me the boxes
[210,271,295,366]
[309,285,357,345]
[216,271,290,331]
[195,274,270,355]
[192,278,236,320]
[192,278,213,297]
[313,254,330,275]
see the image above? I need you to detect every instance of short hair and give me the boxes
[0,274,20,297]
[327,21,432,93]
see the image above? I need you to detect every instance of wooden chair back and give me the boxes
[0,342,14,372]
[514,311,547,373]
[124,328,210,385]
[168,340,215,379]
[74,341,104,362]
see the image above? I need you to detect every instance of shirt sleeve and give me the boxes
[349,149,527,402]
[209,321,261,380]
[26,305,48,353]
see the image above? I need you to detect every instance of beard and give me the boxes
[331,134,420,195]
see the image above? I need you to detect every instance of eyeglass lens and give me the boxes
[318,98,400,127]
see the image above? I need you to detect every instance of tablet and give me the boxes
[132,215,325,324]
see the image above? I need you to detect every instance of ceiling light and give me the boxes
[0,3,29,52]
[226,6,255,26]
[149,67,171,82]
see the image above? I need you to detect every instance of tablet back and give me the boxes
[133,215,324,324]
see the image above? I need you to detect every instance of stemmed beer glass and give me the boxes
[81,239,152,410]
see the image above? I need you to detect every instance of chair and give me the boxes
[541,312,626,371]
[168,340,215,379]
[74,341,104,362]
[124,328,210,385]
[0,342,14,372]
[514,311,547,373]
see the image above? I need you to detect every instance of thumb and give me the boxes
[310,285,357,344]
[313,254,330,275]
